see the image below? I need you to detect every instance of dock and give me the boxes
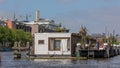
[79,47,120,58]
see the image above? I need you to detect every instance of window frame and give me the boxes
[48,37,70,51]
[38,40,44,45]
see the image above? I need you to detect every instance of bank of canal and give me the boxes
[0,52,120,68]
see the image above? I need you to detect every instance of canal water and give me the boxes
[0,52,120,68]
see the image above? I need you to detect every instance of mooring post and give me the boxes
[0,55,1,63]
[107,47,109,58]
[0,55,1,67]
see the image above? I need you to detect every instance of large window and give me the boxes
[48,38,70,51]
[49,38,61,51]
[54,40,61,50]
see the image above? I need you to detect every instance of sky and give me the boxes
[0,0,120,34]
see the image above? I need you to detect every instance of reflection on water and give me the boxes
[0,52,120,68]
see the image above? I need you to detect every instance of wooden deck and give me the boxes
[25,55,87,60]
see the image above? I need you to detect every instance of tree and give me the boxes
[0,26,12,47]
[55,23,69,32]
[79,25,87,49]
[0,26,32,48]
[11,29,32,47]
[58,23,62,27]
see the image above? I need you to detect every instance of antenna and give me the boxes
[105,26,107,38]
[25,14,31,21]
[14,12,16,21]
[26,14,28,21]
[113,29,115,44]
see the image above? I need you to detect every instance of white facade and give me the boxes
[34,33,72,56]
[24,21,54,25]
[23,19,58,31]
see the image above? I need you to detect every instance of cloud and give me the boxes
[54,6,120,34]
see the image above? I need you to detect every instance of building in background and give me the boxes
[4,19,16,29]
[15,10,69,35]
[0,10,69,35]
[15,19,58,35]
[0,20,6,26]
[0,19,16,29]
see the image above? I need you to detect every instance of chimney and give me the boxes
[36,10,40,22]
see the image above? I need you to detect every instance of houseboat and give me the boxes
[33,33,81,57]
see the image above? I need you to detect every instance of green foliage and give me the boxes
[55,23,69,32]
[0,26,11,42]
[58,23,62,27]
[0,26,32,43]
[55,27,67,32]
[113,42,119,45]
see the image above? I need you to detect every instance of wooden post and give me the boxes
[107,47,109,58]
[26,42,30,60]
[13,42,21,59]
[0,55,1,63]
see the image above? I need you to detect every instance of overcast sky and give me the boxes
[0,0,120,34]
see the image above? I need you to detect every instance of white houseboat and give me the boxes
[33,33,81,57]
